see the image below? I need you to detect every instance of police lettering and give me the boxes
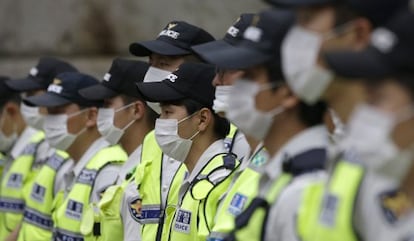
[159,30,180,39]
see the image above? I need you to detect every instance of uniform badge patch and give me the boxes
[380,190,413,224]
[129,198,142,222]
[174,209,191,234]
[250,149,268,167]
[319,193,339,227]
[228,193,248,216]
[30,183,46,203]
[65,199,83,220]
[7,173,23,188]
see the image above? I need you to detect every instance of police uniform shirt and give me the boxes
[229,132,251,171]
[32,141,55,170]
[117,145,142,185]
[260,125,329,241]
[121,181,142,241]
[63,137,122,203]
[1,126,38,176]
[54,158,74,195]
[161,155,182,207]
[354,171,414,241]
[179,140,228,194]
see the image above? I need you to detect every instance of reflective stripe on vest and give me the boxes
[208,147,268,241]
[137,131,187,241]
[0,131,44,240]
[18,150,69,241]
[52,145,127,241]
[226,148,327,241]
[297,160,364,241]
[168,153,239,241]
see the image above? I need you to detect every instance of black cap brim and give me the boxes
[24,92,71,107]
[192,40,235,64]
[129,40,191,57]
[136,81,185,103]
[266,0,337,7]
[5,77,44,92]
[201,45,273,69]
[324,46,393,79]
[79,84,118,101]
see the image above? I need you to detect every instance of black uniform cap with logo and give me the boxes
[201,10,294,70]
[129,21,215,57]
[79,58,150,101]
[191,13,255,65]
[5,57,78,92]
[0,76,19,107]
[265,0,409,27]
[322,7,414,79]
[24,72,101,107]
[136,62,216,107]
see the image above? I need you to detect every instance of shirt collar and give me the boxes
[186,139,227,184]
[72,137,110,177]
[264,125,329,180]
[10,126,38,159]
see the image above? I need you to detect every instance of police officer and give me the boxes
[199,10,332,241]
[78,59,156,241]
[192,13,257,169]
[24,72,127,241]
[0,57,77,241]
[136,62,238,241]
[295,7,414,241]
[128,21,215,241]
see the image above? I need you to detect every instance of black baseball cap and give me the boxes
[136,62,216,107]
[204,10,294,69]
[5,57,78,92]
[191,13,255,65]
[0,76,18,107]
[79,59,150,101]
[25,72,101,107]
[129,21,215,56]
[266,0,408,27]
[323,8,414,79]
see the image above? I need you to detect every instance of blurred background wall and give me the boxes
[0,0,267,78]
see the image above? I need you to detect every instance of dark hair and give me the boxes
[265,60,327,127]
[166,98,230,139]
[120,94,158,128]
[332,2,361,27]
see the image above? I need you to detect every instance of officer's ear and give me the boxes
[196,108,212,132]
[85,107,98,128]
[131,101,145,121]
[278,86,299,110]
[3,101,20,117]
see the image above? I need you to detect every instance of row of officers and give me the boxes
[1,0,414,240]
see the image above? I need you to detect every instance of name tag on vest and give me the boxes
[65,199,83,220]
[7,173,23,188]
[77,169,98,186]
[30,183,46,203]
[228,193,248,216]
[174,208,191,234]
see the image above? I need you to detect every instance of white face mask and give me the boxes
[154,114,200,162]
[281,25,333,105]
[213,85,233,114]
[144,66,172,114]
[97,103,137,145]
[226,79,284,141]
[0,112,17,152]
[20,102,45,130]
[44,109,88,150]
[341,104,414,177]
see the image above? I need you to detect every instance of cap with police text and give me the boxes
[5,57,78,92]
[136,62,216,107]
[266,0,408,27]
[323,8,414,79]
[25,72,100,107]
[79,59,150,100]
[129,21,215,56]
[192,13,255,65]
[206,10,294,69]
